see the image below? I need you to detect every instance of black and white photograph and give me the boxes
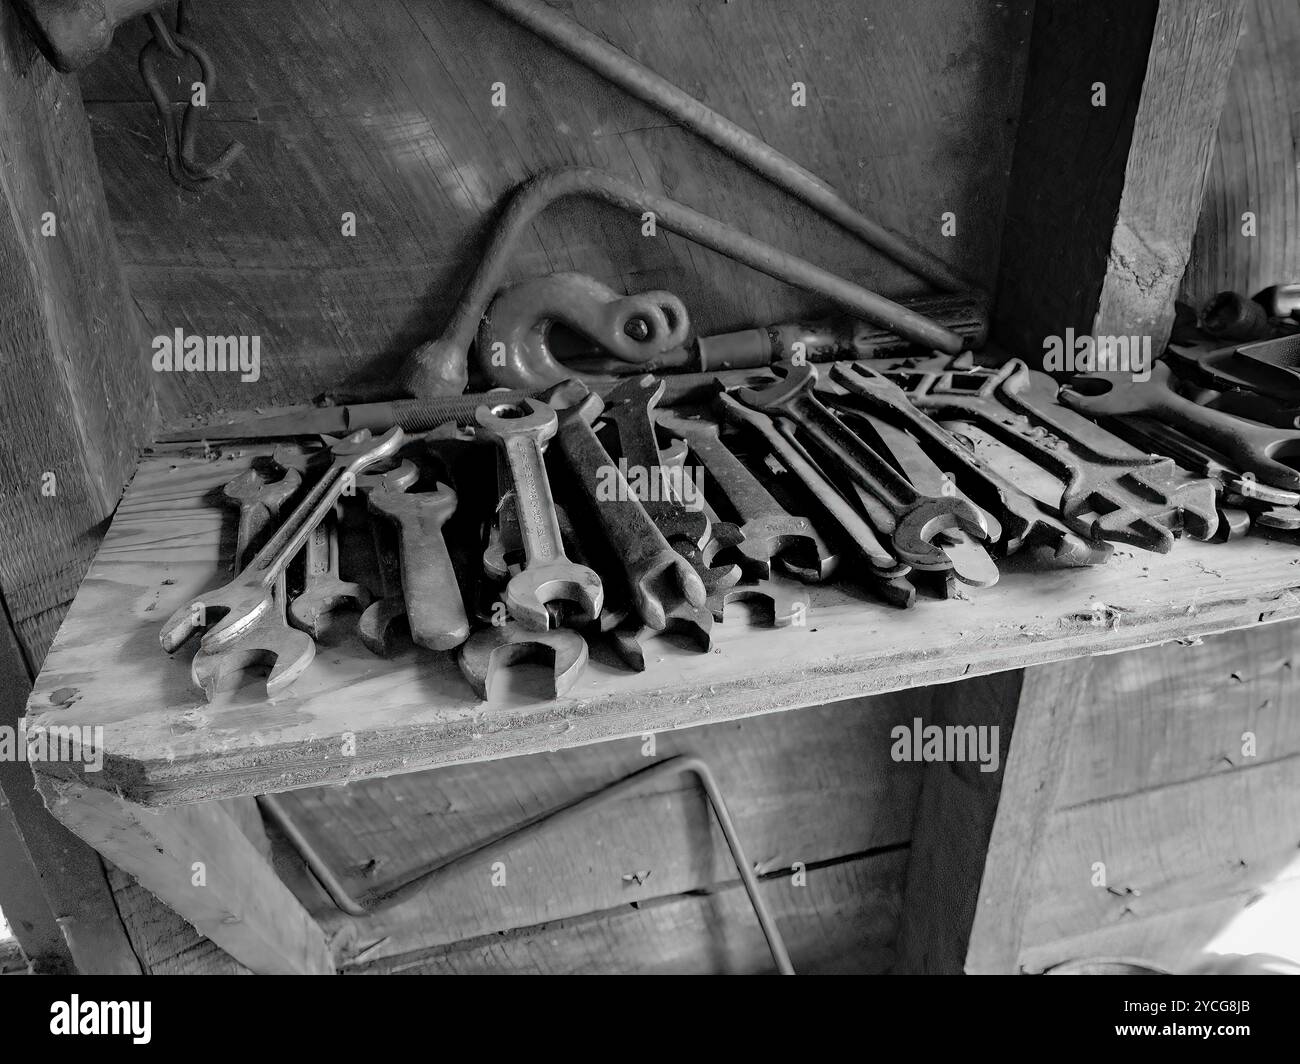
[0,0,1295,1031]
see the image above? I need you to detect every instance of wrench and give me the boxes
[655,410,836,581]
[368,481,469,651]
[288,511,372,638]
[739,365,987,570]
[191,469,315,699]
[160,427,404,652]
[475,399,604,631]
[655,437,744,593]
[457,621,589,700]
[609,603,713,672]
[707,577,810,627]
[545,386,705,631]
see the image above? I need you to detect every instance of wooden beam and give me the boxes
[38,777,334,975]
[994,0,1246,365]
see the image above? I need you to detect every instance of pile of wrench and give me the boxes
[161,345,1295,703]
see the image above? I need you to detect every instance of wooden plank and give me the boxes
[36,777,334,974]
[24,444,1300,806]
[1181,0,1300,307]
[994,0,1245,365]
[892,669,1024,973]
[0,0,153,664]
[1059,621,1300,805]
[1020,755,1300,956]
[0,784,67,972]
[961,658,1094,973]
[78,0,1032,417]
[271,696,927,965]
[348,852,907,975]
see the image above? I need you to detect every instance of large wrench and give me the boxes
[161,427,404,652]
[191,469,315,699]
[739,365,988,570]
[545,386,704,631]
[655,410,836,581]
[475,399,604,631]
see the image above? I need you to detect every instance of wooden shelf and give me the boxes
[24,442,1300,808]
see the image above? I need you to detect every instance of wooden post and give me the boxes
[994,0,1246,367]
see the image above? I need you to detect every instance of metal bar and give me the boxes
[260,755,795,974]
[479,0,968,293]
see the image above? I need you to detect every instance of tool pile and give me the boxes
[160,331,1300,704]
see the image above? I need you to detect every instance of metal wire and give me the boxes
[259,754,796,974]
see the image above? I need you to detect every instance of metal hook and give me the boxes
[138,5,244,188]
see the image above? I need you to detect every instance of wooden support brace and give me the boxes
[38,779,335,975]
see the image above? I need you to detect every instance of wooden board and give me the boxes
[24,444,1300,806]
[271,696,925,966]
[347,851,906,976]
[77,0,1031,417]
[1181,0,1300,307]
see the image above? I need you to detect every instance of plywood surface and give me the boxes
[23,442,1300,807]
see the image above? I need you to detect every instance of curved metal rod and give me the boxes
[260,754,795,974]
[402,167,966,397]
[479,0,968,294]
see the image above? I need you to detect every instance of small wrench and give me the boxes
[655,410,836,581]
[457,621,589,700]
[160,427,404,652]
[545,386,704,631]
[368,480,469,651]
[739,365,988,570]
[476,399,604,631]
[288,512,372,638]
[221,466,301,569]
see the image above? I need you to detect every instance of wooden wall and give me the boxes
[1181,0,1300,306]
[78,0,1033,418]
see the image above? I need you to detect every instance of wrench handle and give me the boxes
[394,514,469,651]
[792,395,918,514]
[501,435,568,566]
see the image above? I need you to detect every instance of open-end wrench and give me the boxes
[654,435,743,593]
[601,375,712,549]
[191,469,315,699]
[476,399,604,631]
[457,621,589,700]
[368,480,469,651]
[609,602,713,672]
[655,410,837,581]
[707,577,810,627]
[739,365,987,570]
[545,386,704,631]
[288,512,372,638]
[161,427,404,652]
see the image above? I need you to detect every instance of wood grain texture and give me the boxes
[77,0,1032,417]
[1020,754,1300,965]
[37,776,333,975]
[25,444,1300,807]
[994,0,1244,365]
[1180,0,1300,306]
[271,697,926,966]
[0,5,153,665]
[348,852,906,975]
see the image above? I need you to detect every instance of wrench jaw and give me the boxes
[735,518,837,583]
[190,620,316,700]
[357,599,410,658]
[160,585,274,654]
[504,562,604,632]
[894,498,991,572]
[610,603,713,672]
[288,581,374,640]
[457,623,589,700]
[629,551,707,632]
[707,578,810,626]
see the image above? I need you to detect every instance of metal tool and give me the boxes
[740,365,988,570]
[656,409,837,582]
[457,621,589,700]
[880,358,1219,551]
[654,437,744,593]
[190,469,314,699]
[259,754,794,974]
[609,603,713,672]
[368,481,469,651]
[478,0,963,299]
[1061,361,1300,491]
[288,512,372,639]
[546,386,705,631]
[160,427,404,652]
[475,399,604,630]
[478,273,690,390]
[707,578,810,627]
[137,5,244,188]
[400,167,966,396]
